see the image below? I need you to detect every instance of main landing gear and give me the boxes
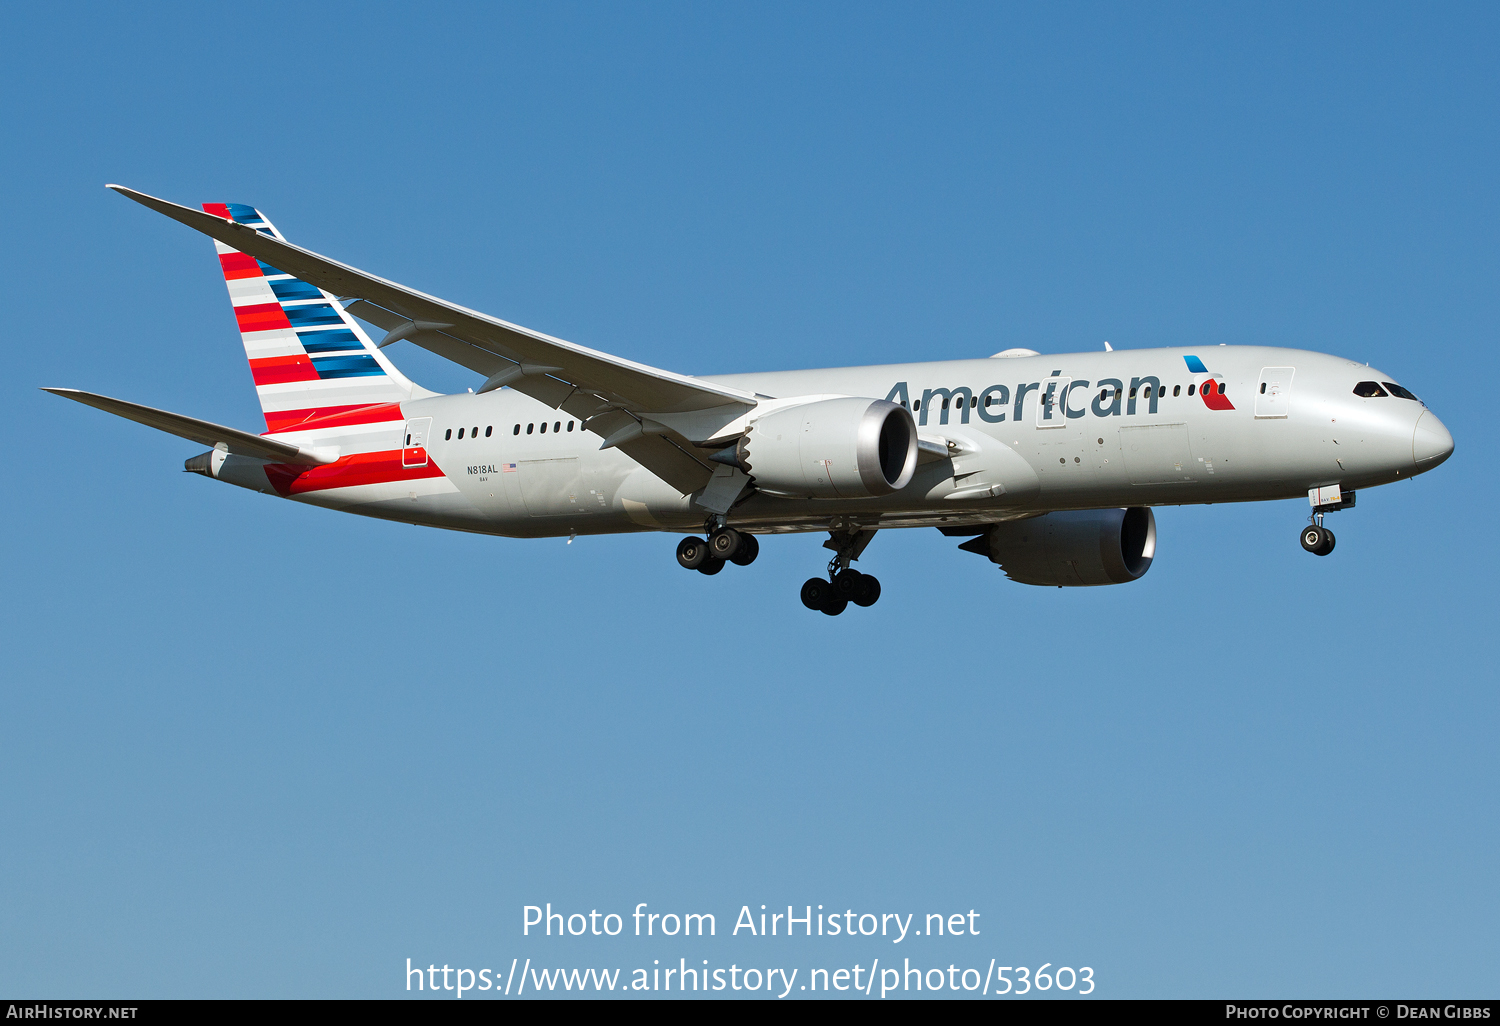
[800,567,881,616]
[800,527,881,616]
[676,521,884,616]
[676,524,759,576]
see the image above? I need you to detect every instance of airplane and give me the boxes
[47,186,1454,615]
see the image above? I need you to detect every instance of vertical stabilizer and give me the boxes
[204,202,424,432]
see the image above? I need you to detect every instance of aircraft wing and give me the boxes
[43,388,334,465]
[108,184,759,494]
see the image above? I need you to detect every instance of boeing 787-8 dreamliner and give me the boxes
[48,186,1454,614]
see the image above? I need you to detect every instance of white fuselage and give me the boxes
[214,345,1449,539]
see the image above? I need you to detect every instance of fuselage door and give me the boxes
[1119,423,1197,484]
[1255,368,1295,419]
[1036,376,1072,428]
[518,457,585,516]
[402,417,432,467]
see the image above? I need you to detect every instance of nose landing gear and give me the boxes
[1300,487,1354,557]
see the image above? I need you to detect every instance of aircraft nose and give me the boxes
[1412,410,1454,470]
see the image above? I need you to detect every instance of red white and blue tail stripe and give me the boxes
[204,202,417,433]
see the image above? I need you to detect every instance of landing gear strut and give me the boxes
[676,523,759,576]
[1300,489,1353,557]
[800,527,881,615]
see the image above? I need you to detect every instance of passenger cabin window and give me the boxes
[913,400,921,411]
[1353,381,1388,398]
[472,426,478,437]
[513,424,520,435]
[540,422,547,433]
[1383,382,1420,401]
[1173,385,1180,396]
[485,426,493,437]
[567,421,574,431]
[554,421,561,432]
[527,424,534,434]
[458,428,465,439]
[1188,384,1195,395]
[445,428,452,440]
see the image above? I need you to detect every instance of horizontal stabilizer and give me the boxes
[43,388,334,465]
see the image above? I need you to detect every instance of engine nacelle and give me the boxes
[738,397,918,499]
[964,507,1156,586]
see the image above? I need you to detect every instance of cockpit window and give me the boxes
[1383,382,1420,402]
[1352,381,1388,398]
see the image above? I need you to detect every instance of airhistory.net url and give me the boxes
[404,958,1096,997]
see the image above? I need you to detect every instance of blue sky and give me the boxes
[2,1,1496,999]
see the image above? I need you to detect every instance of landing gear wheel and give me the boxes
[1300,525,1336,555]
[698,557,725,575]
[801,577,832,610]
[729,533,759,566]
[676,536,709,570]
[820,595,848,616]
[852,574,881,607]
[833,568,863,599]
[709,528,743,561]
[1300,525,1337,555]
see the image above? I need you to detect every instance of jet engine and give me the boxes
[960,507,1156,586]
[737,398,918,499]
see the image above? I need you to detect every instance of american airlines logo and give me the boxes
[886,355,1233,427]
